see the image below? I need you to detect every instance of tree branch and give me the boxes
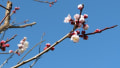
[0,53,14,68]
[5,34,17,43]
[85,25,118,35]
[0,1,12,33]
[0,4,10,10]
[9,22,36,28]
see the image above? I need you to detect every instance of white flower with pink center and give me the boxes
[64,14,71,23]
[71,35,80,43]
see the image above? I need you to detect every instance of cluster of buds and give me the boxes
[12,7,20,13]
[17,37,29,55]
[0,40,10,51]
[49,0,57,7]
[44,43,55,51]
[64,4,89,43]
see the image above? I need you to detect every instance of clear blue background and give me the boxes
[0,0,120,68]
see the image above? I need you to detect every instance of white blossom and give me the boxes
[18,37,29,53]
[79,17,85,23]
[64,14,71,23]
[71,35,80,43]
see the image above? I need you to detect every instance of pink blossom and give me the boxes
[64,14,71,23]
[74,14,80,21]
[79,17,85,23]
[83,24,89,30]
[84,14,88,18]
[78,4,83,10]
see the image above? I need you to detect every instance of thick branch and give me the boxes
[0,1,12,33]
[9,22,36,28]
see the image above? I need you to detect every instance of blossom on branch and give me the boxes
[64,14,71,23]
[18,37,29,54]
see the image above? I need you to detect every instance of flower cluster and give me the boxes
[17,37,29,55]
[12,7,20,13]
[64,4,89,43]
[44,43,55,51]
[0,40,10,51]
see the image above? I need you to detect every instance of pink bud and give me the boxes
[84,14,88,18]
[49,4,52,7]
[95,29,101,33]
[12,10,16,13]
[17,52,20,56]
[2,44,6,48]
[78,4,84,10]
[15,7,20,10]
[46,43,51,47]
[9,50,13,53]
[51,47,55,51]
[0,40,5,44]
[6,44,10,47]
[44,47,48,50]
[55,0,57,2]
[76,30,80,34]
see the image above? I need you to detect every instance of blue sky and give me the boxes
[0,0,120,68]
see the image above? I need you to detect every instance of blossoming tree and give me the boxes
[0,0,118,68]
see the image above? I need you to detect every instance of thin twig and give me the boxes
[0,4,10,10]
[13,20,29,25]
[0,13,9,26]
[0,53,14,68]
[0,31,6,41]
[5,34,17,43]
[0,52,10,54]
[34,0,56,4]
[9,22,36,28]
[29,33,45,68]
[85,25,118,35]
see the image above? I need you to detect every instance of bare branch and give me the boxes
[5,34,17,43]
[0,53,14,68]
[9,22,36,28]
[0,52,10,54]
[29,33,45,68]
[0,1,12,33]
[34,0,57,4]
